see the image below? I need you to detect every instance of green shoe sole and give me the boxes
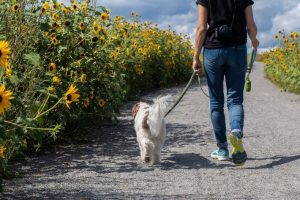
[229,133,247,166]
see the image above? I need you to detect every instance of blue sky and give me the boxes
[59,0,300,51]
[98,0,300,51]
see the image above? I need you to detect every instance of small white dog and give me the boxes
[132,96,173,164]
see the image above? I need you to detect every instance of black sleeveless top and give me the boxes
[196,0,254,48]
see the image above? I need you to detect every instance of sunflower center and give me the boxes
[67,94,72,101]
[0,50,2,57]
[50,66,53,71]
[0,95,2,103]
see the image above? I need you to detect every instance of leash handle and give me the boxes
[247,47,257,74]
[245,47,257,92]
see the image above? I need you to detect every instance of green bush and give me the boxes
[264,31,300,93]
[0,0,193,188]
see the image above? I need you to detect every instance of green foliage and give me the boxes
[0,0,193,188]
[264,31,300,94]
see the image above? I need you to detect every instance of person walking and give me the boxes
[193,0,259,165]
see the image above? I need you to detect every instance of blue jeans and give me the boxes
[203,45,247,149]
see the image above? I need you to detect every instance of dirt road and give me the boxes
[2,62,300,199]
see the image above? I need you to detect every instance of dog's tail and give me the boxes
[147,95,173,137]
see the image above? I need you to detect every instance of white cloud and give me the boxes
[271,3,300,34]
[159,11,197,33]
[57,0,299,49]
[253,0,300,49]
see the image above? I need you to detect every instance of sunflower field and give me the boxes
[0,0,193,187]
[263,31,300,93]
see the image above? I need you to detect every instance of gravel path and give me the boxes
[2,62,300,199]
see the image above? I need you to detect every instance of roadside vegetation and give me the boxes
[0,0,193,189]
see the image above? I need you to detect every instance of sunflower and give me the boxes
[70,70,78,80]
[51,37,58,46]
[291,43,297,48]
[48,63,57,73]
[83,98,90,108]
[52,13,60,21]
[52,76,61,85]
[72,1,79,12]
[52,22,60,29]
[79,22,85,30]
[47,86,55,93]
[49,32,56,39]
[99,35,105,42]
[291,32,299,39]
[274,34,279,40]
[81,3,87,12]
[11,4,20,13]
[80,73,86,83]
[52,2,59,10]
[100,12,110,20]
[0,145,5,158]
[0,84,14,115]
[0,41,11,68]
[62,7,69,15]
[41,2,50,14]
[92,21,101,35]
[64,84,80,109]
[5,63,12,78]
[98,99,106,107]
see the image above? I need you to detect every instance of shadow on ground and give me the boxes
[246,155,300,169]
[8,113,219,177]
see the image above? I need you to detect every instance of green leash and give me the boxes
[165,71,197,117]
[245,48,257,92]
[165,71,209,117]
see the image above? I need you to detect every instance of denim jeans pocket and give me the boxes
[203,48,222,61]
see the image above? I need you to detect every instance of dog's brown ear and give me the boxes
[132,103,140,119]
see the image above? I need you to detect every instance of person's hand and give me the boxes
[192,58,203,76]
[251,38,260,50]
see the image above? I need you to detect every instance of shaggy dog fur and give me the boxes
[132,96,173,164]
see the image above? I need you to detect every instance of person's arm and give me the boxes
[192,4,208,73]
[245,5,259,49]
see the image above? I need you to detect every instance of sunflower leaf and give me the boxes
[58,46,67,55]
[24,52,41,67]
[9,75,19,86]
[40,22,51,32]
[38,89,48,94]
[48,94,59,99]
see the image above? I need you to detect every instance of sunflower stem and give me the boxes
[4,120,57,132]
[33,98,63,120]
[33,95,50,119]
